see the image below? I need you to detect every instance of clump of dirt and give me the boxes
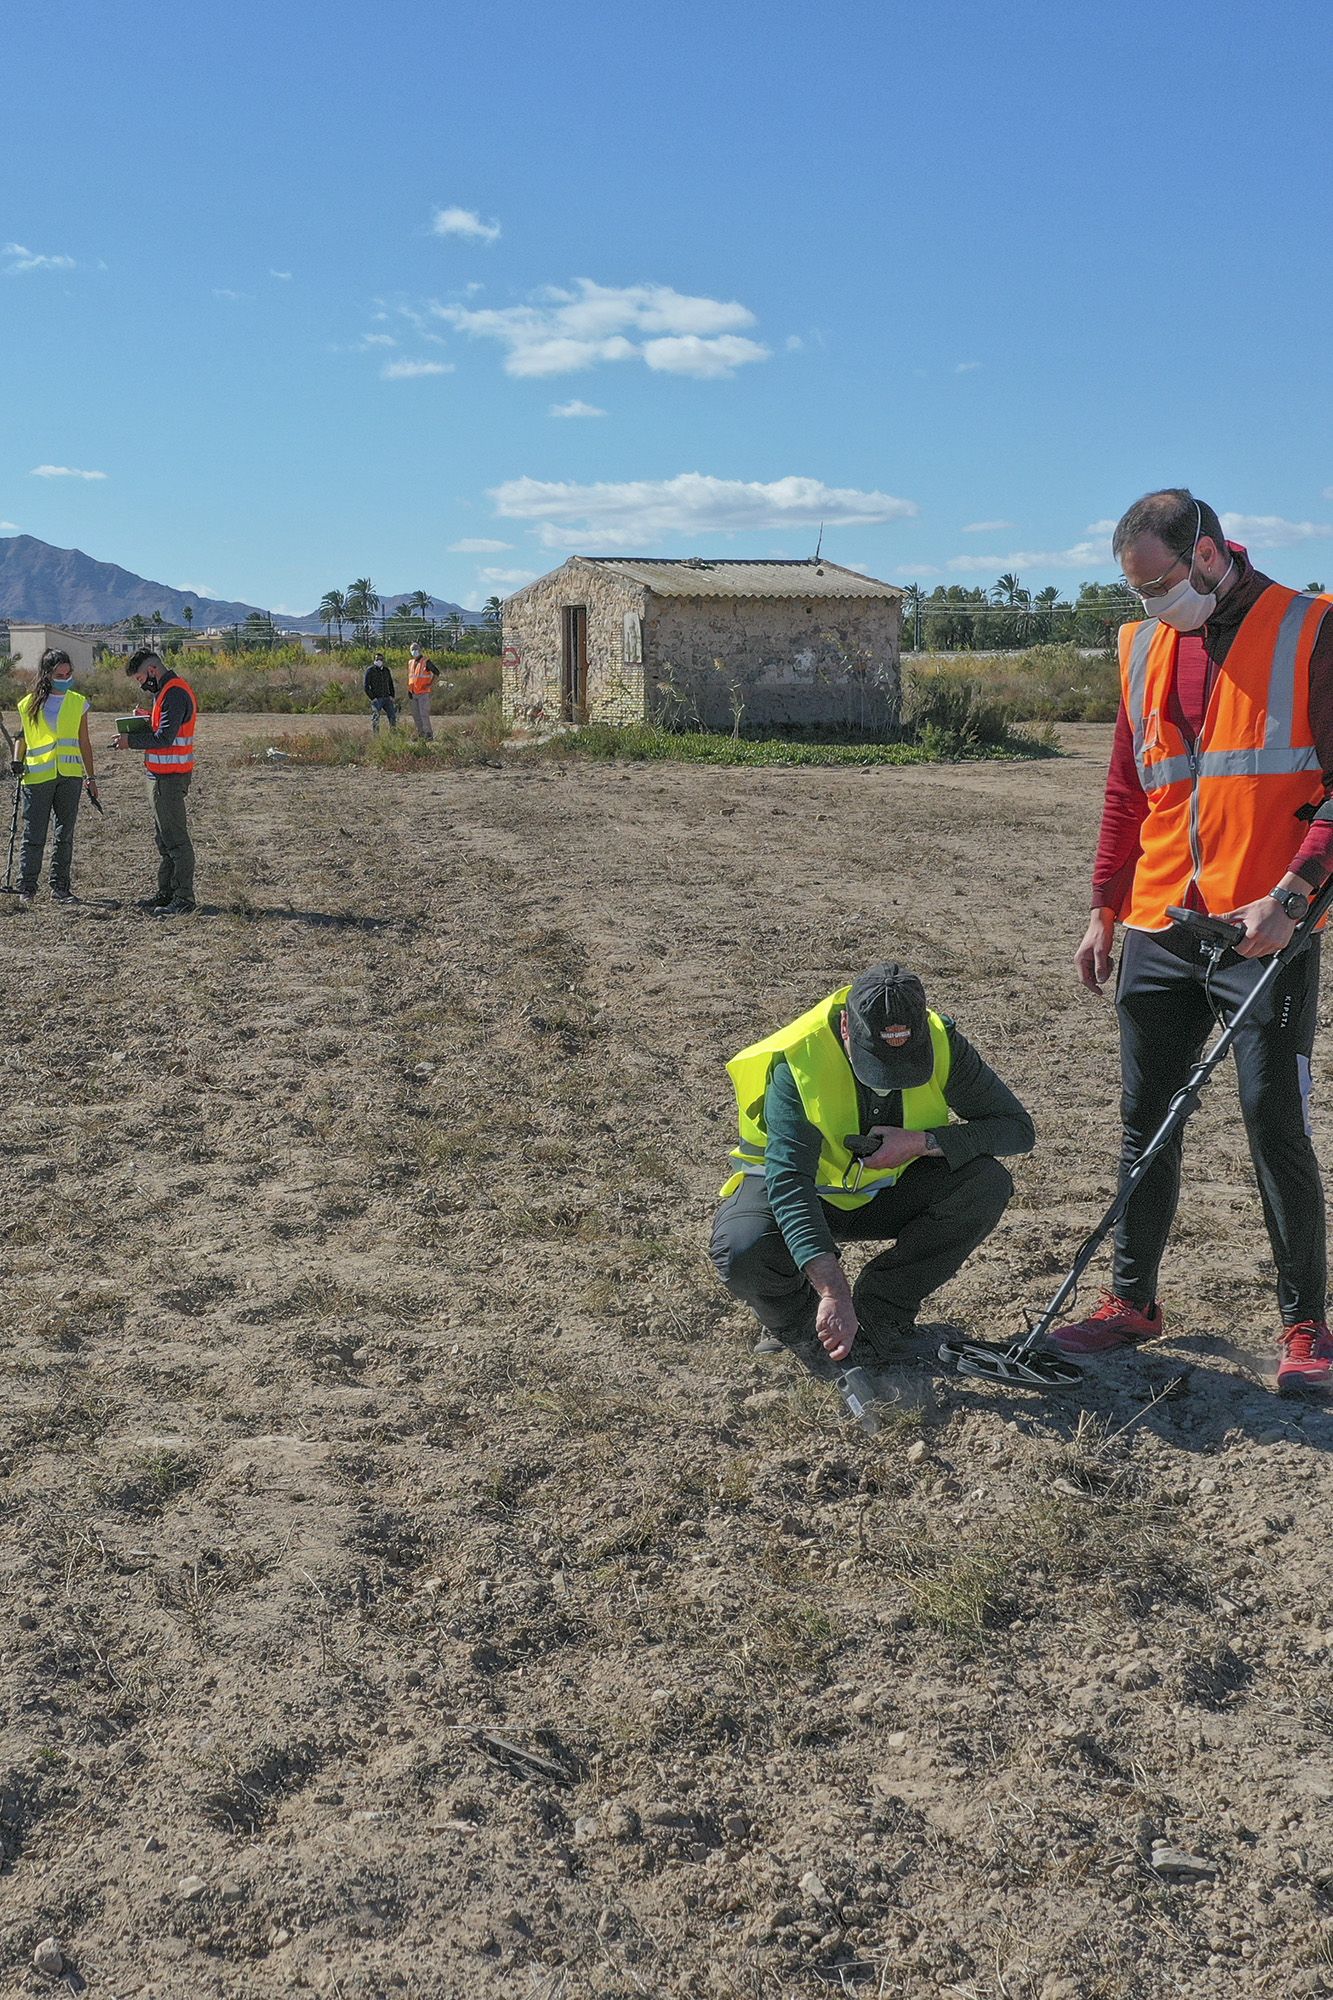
[2,718,1331,1998]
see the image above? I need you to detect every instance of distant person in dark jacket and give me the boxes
[364,652,397,733]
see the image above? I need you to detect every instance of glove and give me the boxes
[9,758,21,777]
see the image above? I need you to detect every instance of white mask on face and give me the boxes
[1137,501,1234,632]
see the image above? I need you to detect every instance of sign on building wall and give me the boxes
[622,611,642,666]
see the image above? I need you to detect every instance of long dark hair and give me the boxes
[25,647,71,720]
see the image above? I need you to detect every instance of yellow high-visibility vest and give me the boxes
[719,987,952,1208]
[18,689,87,785]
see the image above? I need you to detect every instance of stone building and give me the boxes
[501,557,903,733]
[0,622,99,676]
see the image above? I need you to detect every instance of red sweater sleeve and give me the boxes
[1091,699,1148,913]
[1288,607,1333,889]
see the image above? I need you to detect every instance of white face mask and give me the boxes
[1137,501,1234,631]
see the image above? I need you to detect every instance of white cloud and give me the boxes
[479,566,538,587]
[962,519,1015,534]
[4,242,75,275]
[955,360,981,373]
[550,399,606,419]
[381,359,454,380]
[1323,487,1333,503]
[947,539,1108,574]
[643,333,768,378]
[0,520,19,532]
[490,472,918,551]
[785,334,804,352]
[270,269,293,280]
[360,333,397,348]
[437,279,768,379]
[1219,512,1333,549]
[213,287,249,300]
[449,538,513,553]
[894,564,943,578]
[179,582,218,598]
[433,206,501,244]
[30,464,107,480]
[1085,517,1117,535]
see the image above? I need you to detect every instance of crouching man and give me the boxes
[710,962,1035,1365]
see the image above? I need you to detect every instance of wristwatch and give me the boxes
[1268,885,1310,920]
[922,1132,943,1157]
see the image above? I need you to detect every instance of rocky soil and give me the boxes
[2,717,1331,1999]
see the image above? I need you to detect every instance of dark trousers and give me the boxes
[370,697,397,732]
[148,774,195,901]
[709,1154,1013,1354]
[1114,927,1325,1324]
[19,776,82,894]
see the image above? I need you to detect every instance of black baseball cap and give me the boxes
[844,962,933,1090]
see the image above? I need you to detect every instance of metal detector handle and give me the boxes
[1165,906,1246,952]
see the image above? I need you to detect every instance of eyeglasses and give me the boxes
[1119,555,1190,597]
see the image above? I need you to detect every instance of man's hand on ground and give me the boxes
[1227,896,1299,960]
[1076,909,1116,992]
[862,1126,927,1171]
[805,1254,858,1361]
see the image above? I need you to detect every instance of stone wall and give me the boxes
[501,561,647,727]
[642,595,902,733]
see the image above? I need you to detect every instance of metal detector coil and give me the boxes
[939,876,1333,1392]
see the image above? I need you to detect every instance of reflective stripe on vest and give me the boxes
[18,689,87,784]
[144,675,198,778]
[718,989,952,1209]
[407,659,434,694]
[1118,587,1333,930]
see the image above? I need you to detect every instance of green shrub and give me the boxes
[910,643,1120,723]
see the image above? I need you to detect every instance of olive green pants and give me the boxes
[148,774,195,902]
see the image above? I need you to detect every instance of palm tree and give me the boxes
[319,589,349,646]
[346,577,381,645]
[409,589,433,625]
[992,572,1022,608]
[446,612,464,651]
[482,595,503,627]
[182,603,194,629]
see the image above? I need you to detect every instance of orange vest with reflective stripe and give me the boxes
[144,674,198,778]
[1118,586,1332,930]
[407,656,434,696]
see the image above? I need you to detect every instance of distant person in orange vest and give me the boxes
[406,641,438,740]
[117,648,199,916]
[1061,489,1333,1394]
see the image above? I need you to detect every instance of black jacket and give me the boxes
[364,663,395,701]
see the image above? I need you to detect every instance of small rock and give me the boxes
[905,1440,927,1465]
[884,1730,909,1751]
[573,1814,599,1844]
[799,1869,828,1901]
[143,1835,163,1853]
[32,1939,63,1976]
[722,1812,748,1842]
[269,1927,292,1948]
[1150,1844,1217,1881]
[602,1803,640,1842]
[16,1611,37,1632]
[177,1875,208,1901]
[218,1880,245,1906]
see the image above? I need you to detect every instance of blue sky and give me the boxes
[4,0,1332,615]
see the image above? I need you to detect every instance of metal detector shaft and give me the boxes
[1016,877,1333,1359]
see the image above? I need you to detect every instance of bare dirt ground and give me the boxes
[3,716,1332,2000]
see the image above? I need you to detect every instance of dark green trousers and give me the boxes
[148,774,195,901]
[19,776,82,895]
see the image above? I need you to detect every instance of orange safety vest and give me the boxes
[407,655,435,696]
[1118,586,1332,930]
[144,674,198,779]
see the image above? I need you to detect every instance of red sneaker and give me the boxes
[1276,1320,1333,1396]
[1048,1292,1164,1355]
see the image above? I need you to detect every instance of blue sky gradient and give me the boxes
[4,0,1332,613]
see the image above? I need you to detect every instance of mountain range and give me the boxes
[0,534,483,630]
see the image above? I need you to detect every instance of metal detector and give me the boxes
[1,715,19,895]
[938,876,1333,1389]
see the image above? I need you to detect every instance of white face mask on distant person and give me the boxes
[1137,502,1235,631]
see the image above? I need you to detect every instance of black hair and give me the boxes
[1112,488,1228,564]
[29,648,72,713]
[126,647,162,675]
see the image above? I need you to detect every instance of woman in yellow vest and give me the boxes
[710,962,1035,1368]
[12,648,100,909]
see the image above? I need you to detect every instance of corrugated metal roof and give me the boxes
[576,557,902,601]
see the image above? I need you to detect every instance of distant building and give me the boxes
[0,622,99,677]
[500,557,904,732]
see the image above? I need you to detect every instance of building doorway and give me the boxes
[561,605,588,722]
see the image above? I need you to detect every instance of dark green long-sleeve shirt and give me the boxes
[762,1017,1035,1268]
